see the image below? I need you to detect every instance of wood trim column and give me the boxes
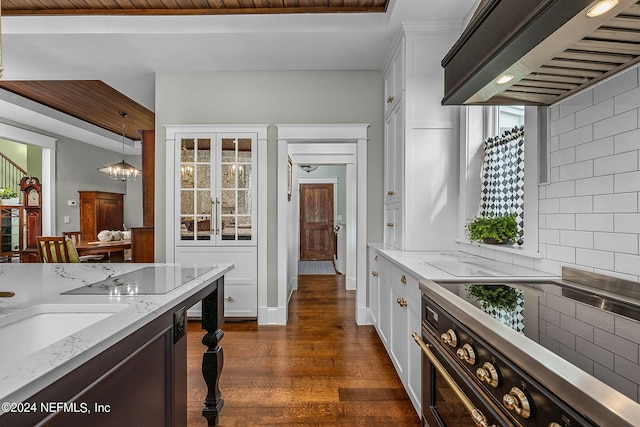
[140,129,155,227]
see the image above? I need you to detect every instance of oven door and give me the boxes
[413,330,514,427]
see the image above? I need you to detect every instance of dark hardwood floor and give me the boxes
[187,274,420,426]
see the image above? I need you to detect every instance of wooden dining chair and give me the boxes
[62,231,104,262]
[36,236,81,263]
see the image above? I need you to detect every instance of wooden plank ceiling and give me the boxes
[0,81,155,140]
[2,0,390,16]
[483,1,640,105]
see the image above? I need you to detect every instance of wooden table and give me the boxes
[75,240,132,262]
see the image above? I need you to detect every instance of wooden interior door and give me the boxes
[300,184,334,260]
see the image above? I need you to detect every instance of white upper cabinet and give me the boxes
[382,26,459,251]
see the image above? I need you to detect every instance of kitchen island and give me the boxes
[0,262,232,426]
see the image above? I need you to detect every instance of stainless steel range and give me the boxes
[414,267,640,427]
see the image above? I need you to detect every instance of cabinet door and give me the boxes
[97,198,123,232]
[384,203,403,249]
[377,270,391,349]
[384,103,403,204]
[368,250,380,327]
[389,283,408,379]
[217,134,256,245]
[406,289,422,415]
[179,136,214,243]
[384,42,404,115]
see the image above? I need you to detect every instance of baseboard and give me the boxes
[356,306,370,326]
[258,305,287,325]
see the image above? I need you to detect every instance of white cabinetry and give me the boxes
[382,26,459,251]
[368,246,421,415]
[165,125,267,319]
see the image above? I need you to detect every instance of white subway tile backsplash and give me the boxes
[549,135,559,152]
[594,193,638,213]
[549,167,560,183]
[559,160,594,181]
[545,244,576,263]
[540,305,560,325]
[544,181,575,198]
[615,86,640,115]
[594,151,638,176]
[615,170,640,193]
[576,214,614,232]
[594,67,639,103]
[546,214,576,230]
[549,105,560,122]
[546,323,576,348]
[550,147,576,167]
[576,98,614,127]
[558,125,593,150]
[561,344,594,374]
[576,248,614,270]
[559,196,592,213]
[614,128,640,153]
[561,313,595,341]
[593,109,638,140]
[614,214,640,233]
[539,229,560,245]
[594,363,639,401]
[560,230,593,248]
[575,175,614,196]
[594,328,639,362]
[616,316,640,345]
[576,137,614,162]
[550,114,576,138]
[615,253,640,276]
[576,337,614,369]
[594,232,638,255]
[539,198,559,213]
[577,304,615,333]
[614,355,640,384]
[560,89,594,117]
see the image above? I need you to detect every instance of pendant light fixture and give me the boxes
[98,111,142,181]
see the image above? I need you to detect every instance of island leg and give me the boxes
[201,277,225,426]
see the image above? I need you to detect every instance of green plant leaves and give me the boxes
[465,214,519,244]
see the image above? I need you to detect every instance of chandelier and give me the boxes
[98,112,142,181]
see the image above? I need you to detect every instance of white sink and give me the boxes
[0,304,128,367]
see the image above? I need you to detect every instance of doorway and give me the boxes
[299,183,334,261]
[276,123,369,326]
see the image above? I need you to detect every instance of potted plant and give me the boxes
[0,188,19,205]
[466,284,519,311]
[465,214,519,244]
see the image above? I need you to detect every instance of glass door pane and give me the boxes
[180,138,212,241]
[216,136,254,243]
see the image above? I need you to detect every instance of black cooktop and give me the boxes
[435,274,640,404]
[62,265,218,296]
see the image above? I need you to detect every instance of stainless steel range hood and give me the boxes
[442,0,640,105]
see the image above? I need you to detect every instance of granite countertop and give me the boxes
[367,242,558,282]
[0,262,233,410]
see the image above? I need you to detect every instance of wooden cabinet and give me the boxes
[382,26,458,251]
[0,206,23,262]
[368,246,421,415]
[79,191,124,241]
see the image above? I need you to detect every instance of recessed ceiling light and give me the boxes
[496,74,514,85]
[587,0,618,17]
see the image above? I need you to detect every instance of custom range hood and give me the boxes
[442,0,640,105]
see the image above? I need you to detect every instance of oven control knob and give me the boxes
[503,387,532,418]
[456,343,476,365]
[440,329,458,347]
[476,362,500,388]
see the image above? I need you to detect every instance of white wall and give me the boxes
[539,65,640,281]
[155,70,384,307]
[56,138,142,234]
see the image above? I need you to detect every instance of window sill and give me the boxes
[455,239,543,259]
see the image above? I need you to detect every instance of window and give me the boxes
[479,106,525,243]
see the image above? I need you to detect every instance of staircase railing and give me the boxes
[0,151,28,197]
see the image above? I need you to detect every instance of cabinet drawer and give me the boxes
[223,283,257,317]
[385,262,418,295]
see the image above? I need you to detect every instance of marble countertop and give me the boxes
[0,262,233,410]
[368,242,558,282]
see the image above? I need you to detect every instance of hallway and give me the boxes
[187,274,420,426]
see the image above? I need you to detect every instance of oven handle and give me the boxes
[412,332,497,427]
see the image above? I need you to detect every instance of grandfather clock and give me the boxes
[20,177,42,263]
